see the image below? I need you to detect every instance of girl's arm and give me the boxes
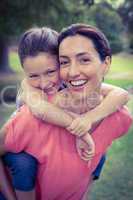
[87,83,129,123]
[21,80,129,136]
[66,83,129,136]
[20,79,73,128]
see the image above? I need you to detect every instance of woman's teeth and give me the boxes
[70,80,87,87]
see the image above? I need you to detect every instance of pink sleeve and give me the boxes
[92,107,132,155]
[4,106,39,153]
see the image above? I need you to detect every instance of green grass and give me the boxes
[9,51,22,73]
[90,97,133,200]
[111,53,133,72]
[105,79,133,89]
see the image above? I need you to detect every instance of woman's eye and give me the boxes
[80,58,90,63]
[60,60,69,66]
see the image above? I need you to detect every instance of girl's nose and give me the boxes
[40,76,48,89]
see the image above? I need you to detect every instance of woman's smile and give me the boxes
[68,79,89,92]
[70,79,88,87]
[59,34,110,97]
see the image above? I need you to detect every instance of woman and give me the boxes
[0,24,132,200]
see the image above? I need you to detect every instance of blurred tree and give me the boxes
[0,0,69,73]
[118,0,133,51]
[0,0,93,73]
[83,0,94,5]
[86,2,124,53]
[0,0,126,73]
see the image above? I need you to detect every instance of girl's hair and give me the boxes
[18,27,59,66]
[58,23,111,61]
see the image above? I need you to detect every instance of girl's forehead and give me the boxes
[23,53,58,73]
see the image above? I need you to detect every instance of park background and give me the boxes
[0,0,133,199]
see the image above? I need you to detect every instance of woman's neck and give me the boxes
[66,89,103,114]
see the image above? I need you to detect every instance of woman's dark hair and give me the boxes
[58,23,111,61]
[18,27,59,66]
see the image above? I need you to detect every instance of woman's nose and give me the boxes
[68,62,80,78]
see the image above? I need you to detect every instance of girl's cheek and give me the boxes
[27,79,39,88]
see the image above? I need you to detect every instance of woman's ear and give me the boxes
[103,56,111,75]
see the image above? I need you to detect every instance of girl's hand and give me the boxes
[76,134,95,161]
[66,116,92,137]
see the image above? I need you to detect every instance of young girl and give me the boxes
[0,26,130,200]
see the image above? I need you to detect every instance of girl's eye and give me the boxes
[47,70,57,75]
[29,74,39,78]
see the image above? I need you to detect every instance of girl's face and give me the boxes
[59,34,110,98]
[23,53,60,95]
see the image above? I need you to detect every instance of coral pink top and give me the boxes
[4,106,132,200]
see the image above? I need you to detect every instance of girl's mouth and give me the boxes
[43,84,58,94]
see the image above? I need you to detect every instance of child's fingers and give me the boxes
[70,120,79,130]
[72,125,86,135]
[80,155,93,161]
[73,127,88,137]
[81,154,94,161]
[84,149,95,154]
[66,121,79,132]
[82,148,95,156]
[67,127,86,137]
[73,129,86,137]
[82,151,94,158]
[78,148,94,160]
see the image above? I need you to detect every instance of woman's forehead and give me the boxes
[59,34,97,57]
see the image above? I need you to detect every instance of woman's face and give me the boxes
[59,34,110,98]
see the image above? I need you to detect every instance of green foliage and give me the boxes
[118,0,133,51]
[129,35,133,52]
[0,0,126,52]
[119,0,133,33]
[0,0,131,72]
[86,2,124,53]
[0,0,93,37]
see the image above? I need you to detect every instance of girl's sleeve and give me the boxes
[4,106,38,153]
[92,107,132,155]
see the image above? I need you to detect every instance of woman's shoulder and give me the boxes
[103,106,132,137]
